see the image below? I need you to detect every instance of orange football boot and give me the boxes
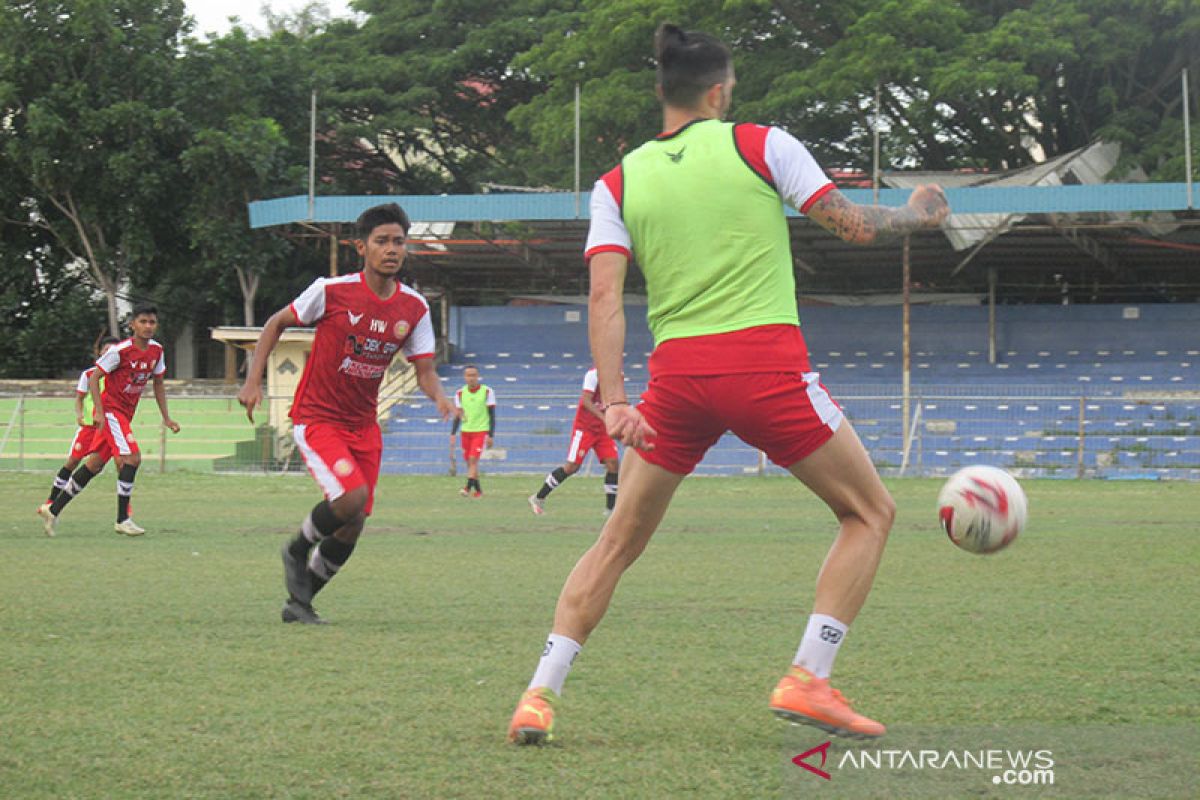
[507,687,558,745]
[770,666,886,739]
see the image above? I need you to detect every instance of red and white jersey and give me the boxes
[95,339,166,419]
[288,272,435,427]
[572,368,606,435]
[585,124,833,259]
[75,368,93,394]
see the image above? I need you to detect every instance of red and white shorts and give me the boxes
[293,421,383,515]
[102,411,140,458]
[68,425,112,463]
[636,371,843,476]
[566,427,618,466]
[460,431,488,461]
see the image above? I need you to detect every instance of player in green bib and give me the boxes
[38,336,119,527]
[510,23,948,746]
[450,365,496,496]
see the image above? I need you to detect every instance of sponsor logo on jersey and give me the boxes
[347,311,363,326]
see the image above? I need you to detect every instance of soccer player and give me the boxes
[237,202,454,625]
[450,365,495,497]
[508,23,949,745]
[528,367,619,516]
[39,306,181,537]
[37,336,120,530]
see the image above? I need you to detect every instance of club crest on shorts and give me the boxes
[334,458,354,477]
[393,320,410,339]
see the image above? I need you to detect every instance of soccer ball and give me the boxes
[937,465,1027,554]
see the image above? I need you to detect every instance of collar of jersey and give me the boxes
[655,117,716,141]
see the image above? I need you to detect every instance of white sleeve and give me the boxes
[290,278,327,325]
[153,353,166,375]
[96,346,121,374]
[402,309,436,359]
[765,127,835,214]
[582,369,598,392]
[485,387,496,406]
[584,180,632,258]
[76,370,91,393]
[453,390,462,409]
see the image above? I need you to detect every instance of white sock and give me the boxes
[793,613,848,679]
[528,633,581,695]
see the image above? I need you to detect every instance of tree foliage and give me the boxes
[507,0,1200,182]
[0,0,192,336]
[1,0,1197,377]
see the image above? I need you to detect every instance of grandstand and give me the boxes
[5,183,1197,479]
[379,302,1200,480]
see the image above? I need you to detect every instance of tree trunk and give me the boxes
[234,265,260,326]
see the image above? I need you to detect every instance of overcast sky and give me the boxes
[185,0,355,37]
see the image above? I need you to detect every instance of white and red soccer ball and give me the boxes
[937,465,1027,554]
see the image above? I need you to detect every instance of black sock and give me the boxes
[604,470,619,510]
[309,537,357,598]
[537,467,570,500]
[467,478,481,492]
[116,463,138,522]
[48,466,73,502]
[289,500,344,560]
[50,465,98,515]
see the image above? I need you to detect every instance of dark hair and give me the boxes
[99,335,119,347]
[356,202,411,239]
[462,364,479,373]
[131,303,158,319]
[654,23,732,108]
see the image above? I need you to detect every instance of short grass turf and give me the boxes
[1,472,1196,798]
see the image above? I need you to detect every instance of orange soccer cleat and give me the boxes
[507,687,558,745]
[770,666,886,739]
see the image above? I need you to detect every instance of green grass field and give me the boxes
[1,472,1196,798]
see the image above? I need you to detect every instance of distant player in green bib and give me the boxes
[37,336,119,530]
[510,22,949,746]
[451,365,496,497]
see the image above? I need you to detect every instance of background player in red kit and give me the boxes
[39,306,181,537]
[238,202,454,625]
[37,335,119,531]
[528,367,620,516]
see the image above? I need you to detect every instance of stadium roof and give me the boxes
[247,182,1200,304]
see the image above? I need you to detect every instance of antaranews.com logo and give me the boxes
[793,741,1055,787]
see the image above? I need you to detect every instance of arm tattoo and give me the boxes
[810,190,936,244]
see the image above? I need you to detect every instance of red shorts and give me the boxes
[293,421,383,515]
[566,427,618,466]
[101,411,140,458]
[68,425,112,463]
[635,371,843,476]
[461,431,488,461]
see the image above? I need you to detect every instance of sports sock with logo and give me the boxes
[116,463,138,522]
[793,613,848,679]
[48,466,73,502]
[287,500,343,561]
[604,471,618,510]
[308,536,356,598]
[49,465,99,515]
[528,633,581,695]
[536,467,570,500]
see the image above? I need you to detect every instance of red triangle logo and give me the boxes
[792,740,832,780]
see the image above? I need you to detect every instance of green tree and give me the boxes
[175,27,317,325]
[314,0,577,193]
[0,0,192,336]
[505,0,1200,182]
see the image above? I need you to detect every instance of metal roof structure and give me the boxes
[248,182,1200,304]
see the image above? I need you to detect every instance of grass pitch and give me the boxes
[1,472,1196,798]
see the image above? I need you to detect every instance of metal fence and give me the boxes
[4,387,1197,480]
